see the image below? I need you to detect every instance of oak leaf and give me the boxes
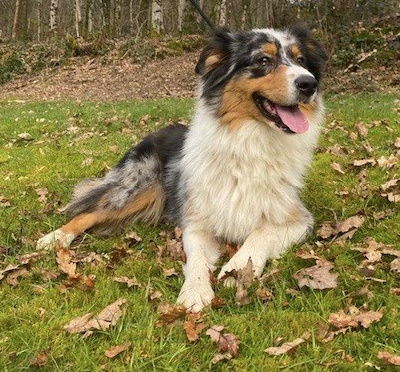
[206,325,240,357]
[104,342,131,359]
[265,332,310,356]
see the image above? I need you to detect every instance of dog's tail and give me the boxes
[64,124,188,234]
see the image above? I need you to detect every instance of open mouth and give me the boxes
[253,94,309,134]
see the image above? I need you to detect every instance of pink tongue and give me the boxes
[275,105,309,134]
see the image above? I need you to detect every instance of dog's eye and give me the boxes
[297,56,305,65]
[258,56,272,66]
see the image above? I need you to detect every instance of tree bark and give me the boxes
[178,0,186,32]
[49,0,58,36]
[12,0,28,40]
[151,0,163,34]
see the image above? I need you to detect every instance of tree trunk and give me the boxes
[75,0,82,38]
[218,0,227,27]
[151,0,163,34]
[37,0,42,41]
[49,0,58,36]
[12,0,28,40]
[178,0,186,32]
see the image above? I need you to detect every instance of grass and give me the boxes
[0,92,399,371]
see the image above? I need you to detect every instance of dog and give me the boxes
[37,25,327,312]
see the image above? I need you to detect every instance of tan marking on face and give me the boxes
[218,65,291,129]
[204,54,222,73]
[291,44,302,59]
[299,100,319,121]
[262,42,278,56]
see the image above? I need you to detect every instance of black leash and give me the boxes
[187,0,216,31]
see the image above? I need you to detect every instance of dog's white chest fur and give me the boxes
[180,101,321,243]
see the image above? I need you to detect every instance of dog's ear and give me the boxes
[195,28,233,76]
[289,24,328,81]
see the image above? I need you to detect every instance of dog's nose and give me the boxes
[295,75,318,97]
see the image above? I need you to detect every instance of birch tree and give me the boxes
[49,0,58,35]
[178,0,186,32]
[151,0,163,34]
[75,0,82,38]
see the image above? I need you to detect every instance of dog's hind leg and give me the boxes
[37,152,165,250]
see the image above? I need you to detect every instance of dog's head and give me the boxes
[195,25,327,133]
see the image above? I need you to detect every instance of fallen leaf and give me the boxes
[206,325,240,357]
[377,155,397,169]
[156,302,186,325]
[113,276,140,288]
[210,352,232,364]
[81,157,94,167]
[331,162,345,174]
[211,296,227,309]
[377,351,400,366]
[183,312,206,342]
[56,249,78,278]
[64,298,127,335]
[336,215,365,234]
[390,258,400,273]
[29,349,48,367]
[355,122,368,137]
[104,342,131,359]
[35,187,48,204]
[256,287,274,303]
[163,267,178,277]
[6,267,29,287]
[395,138,400,148]
[353,159,376,167]
[380,178,400,203]
[328,309,382,329]
[317,222,336,239]
[293,261,338,290]
[265,331,310,356]
[124,231,142,246]
[235,259,254,305]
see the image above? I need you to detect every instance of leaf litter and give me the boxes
[64,298,127,337]
[293,250,338,290]
[265,331,311,356]
[206,325,240,357]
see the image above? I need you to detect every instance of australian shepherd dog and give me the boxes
[38,25,327,312]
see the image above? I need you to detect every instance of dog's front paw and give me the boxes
[37,229,75,250]
[177,280,215,312]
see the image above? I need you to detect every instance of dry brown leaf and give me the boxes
[377,155,397,169]
[35,187,48,204]
[353,159,376,167]
[317,222,336,239]
[211,296,227,309]
[331,162,345,174]
[183,312,206,342]
[210,352,232,364]
[6,267,29,287]
[156,302,186,325]
[328,309,382,329]
[29,349,49,367]
[235,259,254,305]
[56,249,78,278]
[163,267,178,277]
[113,276,140,288]
[293,261,338,290]
[104,342,131,359]
[390,258,400,273]
[265,331,311,356]
[381,178,400,203]
[355,122,369,137]
[206,325,240,357]
[395,137,400,148]
[124,231,142,246]
[377,351,400,366]
[64,298,127,335]
[256,288,274,303]
[336,215,365,234]
[0,263,22,281]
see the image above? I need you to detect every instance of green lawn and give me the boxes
[0,93,399,371]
